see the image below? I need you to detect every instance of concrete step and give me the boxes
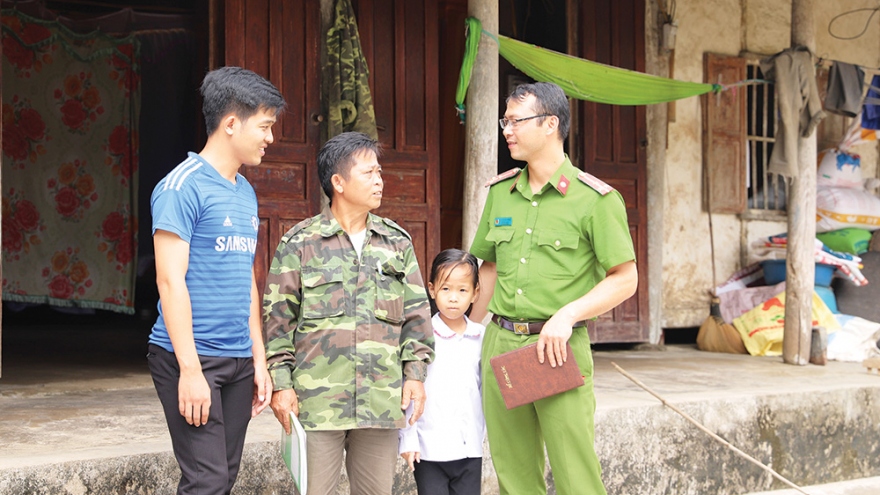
[3,345,880,494]
[744,476,880,495]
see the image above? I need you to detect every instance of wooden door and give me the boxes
[225,0,323,293]
[353,0,440,277]
[577,0,649,343]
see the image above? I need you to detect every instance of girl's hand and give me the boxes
[401,451,420,472]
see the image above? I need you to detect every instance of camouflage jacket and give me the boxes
[263,205,434,430]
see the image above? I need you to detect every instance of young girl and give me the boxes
[399,249,485,495]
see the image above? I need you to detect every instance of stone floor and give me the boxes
[2,307,880,494]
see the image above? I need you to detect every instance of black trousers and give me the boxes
[413,457,482,495]
[148,344,255,495]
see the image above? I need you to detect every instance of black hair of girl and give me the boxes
[428,248,480,315]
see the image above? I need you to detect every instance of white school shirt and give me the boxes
[398,313,485,461]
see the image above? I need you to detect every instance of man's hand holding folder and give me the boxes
[489,342,585,410]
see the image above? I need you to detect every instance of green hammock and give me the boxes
[456,17,721,120]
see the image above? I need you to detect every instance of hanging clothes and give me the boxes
[760,47,826,178]
[825,61,865,118]
[862,75,880,130]
[2,9,141,314]
[454,17,723,118]
[325,0,378,140]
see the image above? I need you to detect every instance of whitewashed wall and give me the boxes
[658,0,880,329]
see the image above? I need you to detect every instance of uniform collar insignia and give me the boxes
[556,174,571,196]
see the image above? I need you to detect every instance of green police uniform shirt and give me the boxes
[470,156,635,321]
[263,205,435,430]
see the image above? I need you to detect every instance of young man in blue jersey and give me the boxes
[147,66,285,495]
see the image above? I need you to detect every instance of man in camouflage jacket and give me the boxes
[264,132,434,495]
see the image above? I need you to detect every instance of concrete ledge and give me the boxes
[596,387,880,495]
[4,346,880,494]
[0,443,293,495]
[3,386,879,494]
[745,475,880,494]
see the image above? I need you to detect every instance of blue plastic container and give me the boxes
[814,285,839,314]
[760,260,835,287]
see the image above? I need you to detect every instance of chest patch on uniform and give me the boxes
[494,217,512,227]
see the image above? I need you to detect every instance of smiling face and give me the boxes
[502,94,557,162]
[230,107,277,166]
[332,149,383,212]
[428,263,479,327]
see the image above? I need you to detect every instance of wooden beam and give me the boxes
[462,0,498,251]
[783,0,817,366]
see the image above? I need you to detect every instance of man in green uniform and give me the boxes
[470,82,638,495]
[263,132,434,495]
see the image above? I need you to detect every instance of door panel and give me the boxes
[227,0,439,286]
[578,0,649,343]
[226,0,322,293]
[353,0,440,278]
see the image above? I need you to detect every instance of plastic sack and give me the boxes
[816,187,880,232]
[718,282,786,324]
[816,228,872,255]
[826,314,880,362]
[817,148,862,189]
[732,290,840,356]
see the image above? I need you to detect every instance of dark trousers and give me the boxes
[413,457,482,495]
[148,344,255,495]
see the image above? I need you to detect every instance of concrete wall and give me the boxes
[658,0,880,329]
[597,386,880,494]
[4,387,879,494]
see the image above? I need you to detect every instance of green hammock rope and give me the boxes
[454,16,723,120]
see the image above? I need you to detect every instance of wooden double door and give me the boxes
[225,0,440,290]
[224,0,649,343]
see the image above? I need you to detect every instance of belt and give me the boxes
[492,315,587,335]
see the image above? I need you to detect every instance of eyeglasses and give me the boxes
[499,114,552,130]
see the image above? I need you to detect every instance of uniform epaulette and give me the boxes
[382,217,412,241]
[484,167,522,187]
[577,171,614,196]
[282,216,314,241]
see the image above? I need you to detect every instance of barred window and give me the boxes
[745,61,786,211]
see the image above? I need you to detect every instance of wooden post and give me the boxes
[462,0,498,250]
[783,0,816,365]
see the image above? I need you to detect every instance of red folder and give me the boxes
[489,342,585,409]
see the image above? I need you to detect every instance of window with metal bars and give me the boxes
[746,61,787,211]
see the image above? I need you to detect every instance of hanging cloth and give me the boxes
[454,17,721,119]
[495,33,719,105]
[862,75,880,130]
[760,46,826,178]
[2,9,141,314]
[326,0,378,140]
[825,61,865,118]
[454,17,482,122]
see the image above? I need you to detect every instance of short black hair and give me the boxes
[430,249,479,289]
[506,82,571,141]
[200,66,286,134]
[317,132,381,201]
[428,248,480,316]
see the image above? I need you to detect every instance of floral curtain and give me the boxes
[1,10,140,314]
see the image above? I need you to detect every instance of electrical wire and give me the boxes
[828,5,880,41]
